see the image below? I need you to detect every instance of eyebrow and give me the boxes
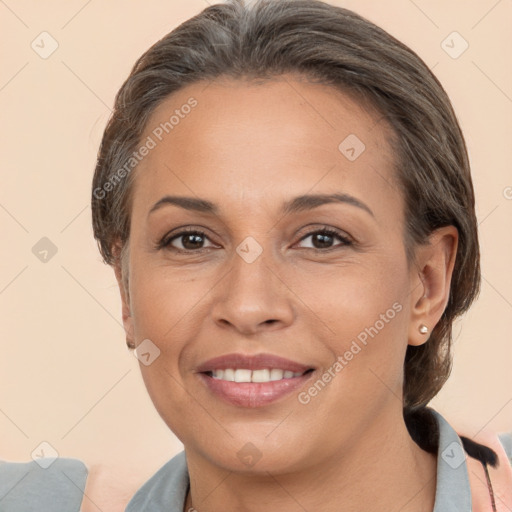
[148,193,374,218]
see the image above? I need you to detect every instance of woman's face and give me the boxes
[120,75,425,473]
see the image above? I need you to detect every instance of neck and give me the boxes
[184,410,437,512]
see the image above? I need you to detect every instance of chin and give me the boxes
[187,427,313,475]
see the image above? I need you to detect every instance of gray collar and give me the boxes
[432,408,472,511]
[126,409,472,511]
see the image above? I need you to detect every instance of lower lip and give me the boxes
[198,372,314,408]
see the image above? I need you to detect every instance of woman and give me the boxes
[90,0,512,510]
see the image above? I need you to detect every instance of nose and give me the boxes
[210,246,295,336]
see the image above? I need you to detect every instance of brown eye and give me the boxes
[297,228,352,251]
[159,229,216,252]
[176,232,207,250]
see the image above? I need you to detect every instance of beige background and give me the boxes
[1,0,511,496]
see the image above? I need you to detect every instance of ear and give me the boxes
[112,242,135,349]
[408,225,458,346]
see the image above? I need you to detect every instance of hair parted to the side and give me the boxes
[91,0,480,415]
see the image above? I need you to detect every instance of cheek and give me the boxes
[307,257,410,390]
[129,264,202,343]
[128,268,198,433]
[293,255,408,333]
[127,265,211,398]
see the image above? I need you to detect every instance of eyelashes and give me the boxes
[156,226,353,254]
[156,228,217,252]
[158,228,217,252]
[296,227,352,251]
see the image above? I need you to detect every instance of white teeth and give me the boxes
[223,369,235,381]
[270,369,284,381]
[212,369,224,380]
[234,369,252,383]
[251,369,270,383]
[210,368,303,383]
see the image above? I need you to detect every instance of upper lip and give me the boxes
[196,353,314,374]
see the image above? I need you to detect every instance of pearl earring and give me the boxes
[419,324,428,335]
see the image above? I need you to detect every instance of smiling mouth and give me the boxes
[195,352,316,407]
[203,368,314,383]
[198,368,315,408]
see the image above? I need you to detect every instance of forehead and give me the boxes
[132,75,400,219]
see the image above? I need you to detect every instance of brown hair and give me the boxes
[91,0,480,412]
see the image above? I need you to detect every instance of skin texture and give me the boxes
[113,75,458,511]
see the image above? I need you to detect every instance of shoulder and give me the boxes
[0,457,87,511]
[0,457,146,512]
[431,410,512,510]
